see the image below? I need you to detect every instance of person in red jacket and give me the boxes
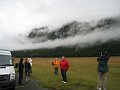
[60,56,69,83]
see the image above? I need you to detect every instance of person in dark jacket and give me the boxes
[18,58,24,85]
[24,58,31,81]
[60,56,69,83]
[97,52,110,90]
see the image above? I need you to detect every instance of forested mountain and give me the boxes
[28,17,120,43]
[11,39,120,57]
[11,16,120,57]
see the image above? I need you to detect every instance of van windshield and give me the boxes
[0,55,12,66]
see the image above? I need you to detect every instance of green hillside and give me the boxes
[11,39,120,57]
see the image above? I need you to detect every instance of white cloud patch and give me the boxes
[1,26,120,50]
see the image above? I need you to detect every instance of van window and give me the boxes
[0,55,12,66]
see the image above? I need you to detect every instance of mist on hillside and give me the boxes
[1,16,120,50]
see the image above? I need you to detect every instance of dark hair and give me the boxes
[104,52,108,56]
[100,51,108,56]
[20,58,23,62]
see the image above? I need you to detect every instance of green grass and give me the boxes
[14,57,120,90]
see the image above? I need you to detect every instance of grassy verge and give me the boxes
[14,57,120,90]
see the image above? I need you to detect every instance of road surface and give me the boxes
[15,73,49,90]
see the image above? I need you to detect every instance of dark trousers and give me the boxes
[19,72,23,85]
[61,69,67,82]
[54,67,58,75]
[30,66,32,73]
[25,69,30,77]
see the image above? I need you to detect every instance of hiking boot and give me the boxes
[97,87,101,90]
[28,78,30,81]
[64,82,67,83]
[26,78,28,81]
[103,89,107,90]
[62,81,67,83]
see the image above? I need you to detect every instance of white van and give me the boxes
[0,49,15,90]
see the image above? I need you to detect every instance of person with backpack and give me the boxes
[28,58,32,73]
[24,58,31,81]
[97,51,110,90]
[52,58,59,75]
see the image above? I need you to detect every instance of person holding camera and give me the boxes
[97,51,110,90]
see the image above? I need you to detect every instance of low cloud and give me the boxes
[1,24,120,50]
[0,0,120,50]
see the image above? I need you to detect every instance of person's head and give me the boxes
[20,58,23,62]
[104,51,108,56]
[62,56,65,58]
[25,58,29,63]
[55,57,58,60]
[101,51,109,58]
[54,58,58,61]
[62,56,65,60]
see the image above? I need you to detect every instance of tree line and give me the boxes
[11,40,120,58]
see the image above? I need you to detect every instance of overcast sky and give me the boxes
[0,0,120,50]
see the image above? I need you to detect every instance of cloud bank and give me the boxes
[0,0,120,50]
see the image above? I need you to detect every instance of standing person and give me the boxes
[97,51,110,90]
[18,58,24,85]
[28,58,32,73]
[60,56,69,83]
[52,58,59,75]
[24,58,31,81]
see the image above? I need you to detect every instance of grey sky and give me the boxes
[0,0,120,50]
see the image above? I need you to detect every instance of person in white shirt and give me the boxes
[28,58,32,73]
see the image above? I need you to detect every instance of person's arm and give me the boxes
[22,63,24,68]
[60,61,62,69]
[97,57,101,63]
[66,61,69,70]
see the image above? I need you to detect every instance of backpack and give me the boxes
[52,61,54,66]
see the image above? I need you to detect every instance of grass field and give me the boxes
[14,57,120,90]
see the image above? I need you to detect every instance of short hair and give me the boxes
[104,52,108,56]
[20,58,23,62]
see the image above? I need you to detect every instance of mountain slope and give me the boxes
[12,39,120,57]
[11,16,120,57]
[27,16,120,45]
